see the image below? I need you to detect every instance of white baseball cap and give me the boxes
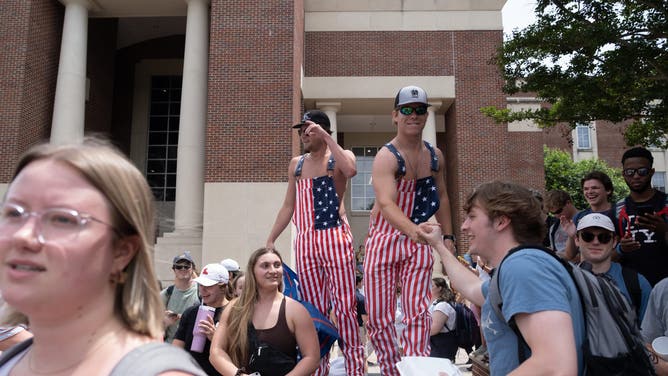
[576,213,615,232]
[394,85,431,108]
[193,263,229,286]
[220,258,240,272]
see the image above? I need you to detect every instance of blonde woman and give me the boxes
[210,248,319,376]
[0,139,205,375]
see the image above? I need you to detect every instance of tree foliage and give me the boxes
[482,0,668,147]
[544,146,629,208]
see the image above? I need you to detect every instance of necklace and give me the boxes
[402,146,424,178]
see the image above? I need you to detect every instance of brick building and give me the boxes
[7,0,655,282]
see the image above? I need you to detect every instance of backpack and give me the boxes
[445,301,481,350]
[488,245,656,376]
[282,263,339,358]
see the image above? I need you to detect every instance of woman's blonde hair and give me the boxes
[225,248,284,367]
[0,138,164,338]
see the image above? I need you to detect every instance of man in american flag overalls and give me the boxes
[267,110,364,376]
[364,86,456,376]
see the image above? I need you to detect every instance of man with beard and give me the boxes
[615,146,668,286]
[266,110,364,376]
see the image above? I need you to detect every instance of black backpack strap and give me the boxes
[621,266,642,320]
[0,338,33,366]
[488,245,561,364]
[165,284,175,307]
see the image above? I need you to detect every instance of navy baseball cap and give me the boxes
[292,110,332,134]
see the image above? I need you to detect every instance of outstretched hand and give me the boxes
[416,222,442,246]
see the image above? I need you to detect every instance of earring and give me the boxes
[110,270,128,285]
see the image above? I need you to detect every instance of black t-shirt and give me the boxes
[355,289,366,327]
[174,304,224,375]
[616,190,668,286]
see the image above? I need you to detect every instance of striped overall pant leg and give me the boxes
[364,232,434,376]
[295,226,365,376]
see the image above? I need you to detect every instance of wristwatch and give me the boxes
[442,234,456,242]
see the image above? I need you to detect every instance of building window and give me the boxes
[576,124,591,150]
[652,171,666,192]
[146,75,181,201]
[351,146,379,211]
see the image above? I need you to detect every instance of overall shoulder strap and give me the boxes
[326,155,335,171]
[383,143,405,178]
[423,141,439,172]
[294,155,306,177]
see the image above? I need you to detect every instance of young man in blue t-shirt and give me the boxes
[419,181,586,375]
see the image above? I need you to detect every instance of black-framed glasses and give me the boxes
[0,202,118,244]
[398,106,428,116]
[623,167,650,177]
[173,264,192,270]
[579,231,613,244]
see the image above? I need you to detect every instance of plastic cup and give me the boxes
[652,336,668,361]
[190,305,215,352]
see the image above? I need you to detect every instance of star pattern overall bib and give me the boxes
[293,155,364,376]
[364,141,440,376]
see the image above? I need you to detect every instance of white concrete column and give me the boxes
[174,0,210,234]
[51,0,90,144]
[423,101,442,146]
[316,102,341,142]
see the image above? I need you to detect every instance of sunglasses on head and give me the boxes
[398,106,428,116]
[173,264,192,270]
[579,231,613,244]
[623,167,650,177]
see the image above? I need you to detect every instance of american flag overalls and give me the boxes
[293,155,364,376]
[364,141,440,376]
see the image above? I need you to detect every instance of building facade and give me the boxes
[2,0,555,282]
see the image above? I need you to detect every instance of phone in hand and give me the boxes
[636,205,654,217]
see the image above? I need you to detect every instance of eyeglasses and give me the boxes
[550,207,564,216]
[0,202,118,244]
[623,167,650,177]
[172,264,192,270]
[579,231,613,244]
[398,106,428,116]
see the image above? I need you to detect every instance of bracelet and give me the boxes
[442,234,456,242]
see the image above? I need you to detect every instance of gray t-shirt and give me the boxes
[641,277,668,343]
[161,283,200,343]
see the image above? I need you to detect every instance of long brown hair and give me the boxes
[224,247,284,367]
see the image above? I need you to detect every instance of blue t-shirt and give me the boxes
[481,249,586,376]
[604,262,652,322]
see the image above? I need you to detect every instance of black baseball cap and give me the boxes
[292,110,332,134]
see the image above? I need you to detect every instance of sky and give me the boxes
[502,0,538,35]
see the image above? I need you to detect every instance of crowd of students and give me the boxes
[1,86,667,376]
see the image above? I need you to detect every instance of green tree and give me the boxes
[482,0,668,147]
[544,146,629,208]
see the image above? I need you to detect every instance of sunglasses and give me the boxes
[623,167,650,177]
[579,231,613,244]
[398,106,428,116]
[550,207,564,216]
[173,264,192,270]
